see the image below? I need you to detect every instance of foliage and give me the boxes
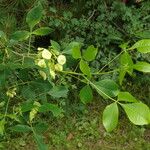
[0,1,150,149]
[46,0,150,73]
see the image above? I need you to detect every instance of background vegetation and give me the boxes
[0,0,150,149]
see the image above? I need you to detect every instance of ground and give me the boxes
[1,101,150,150]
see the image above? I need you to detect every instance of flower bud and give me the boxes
[37,47,44,51]
[55,63,63,71]
[39,71,47,80]
[37,59,46,68]
[50,69,56,79]
[42,49,52,60]
[57,55,66,65]
[6,88,17,98]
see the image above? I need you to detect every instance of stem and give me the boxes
[28,30,32,56]
[83,76,117,102]
[93,69,119,75]
[61,71,119,103]
[98,50,125,73]
[61,71,83,76]
[4,97,10,119]
[62,69,118,76]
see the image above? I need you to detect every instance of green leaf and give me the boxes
[11,31,30,41]
[79,85,93,104]
[119,69,126,86]
[32,27,53,36]
[0,31,5,38]
[50,40,60,51]
[79,60,91,77]
[0,119,5,135]
[34,134,48,150]
[72,44,81,59]
[121,103,150,125]
[83,45,98,61]
[48,86,68,98]
[6,114,20,122]
[135,31,150,39]
[63,42,81,55]
[34,123,48,134]
[10,125,31,132]
[103,103,118,132]
[26,3,43,29]
[133,61,150,73]
[119,52,133,85]
[118,92,138,103]
[21,101,34,112]
[21,85,36,100]
[39,103,63,117]
[130,39,150,53]
[94,79,119,99]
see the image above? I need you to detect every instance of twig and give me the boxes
[87,9,96,21]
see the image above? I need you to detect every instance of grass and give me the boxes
[1,100,150,150]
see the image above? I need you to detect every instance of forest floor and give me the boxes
[2,100,150,150]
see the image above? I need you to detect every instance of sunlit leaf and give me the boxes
[130,39,150,53]
[83,45,98,61]
[0,119,5,135]
[32,27,53,36]
[63,41,81,55]
[103,102,118,132]
[118,92,138,103]
[121,102,150,125]
[72,44,81,59]
[133,61,150,73]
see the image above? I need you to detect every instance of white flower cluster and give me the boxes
[35,47,66,80]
